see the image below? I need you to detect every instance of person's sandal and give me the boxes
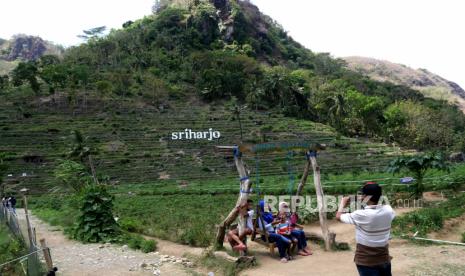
[233,244,247,251]
[280,258,288,263]
[304,249,313,255]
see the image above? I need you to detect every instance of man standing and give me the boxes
[8,195,16,214]
[336,182,395,276]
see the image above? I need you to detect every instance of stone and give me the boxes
[122,245,128,252]
[153,269,161,276]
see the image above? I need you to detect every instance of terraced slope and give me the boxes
[0,95,402,194]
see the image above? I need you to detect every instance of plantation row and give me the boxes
[0,98,406,195]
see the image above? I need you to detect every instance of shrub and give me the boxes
[119,218,143,233]
[72,185,120,243]
[121,234,156,253]
[141,239,157,253]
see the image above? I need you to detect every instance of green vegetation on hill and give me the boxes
[344,56,465,111]
[1,0,464,154]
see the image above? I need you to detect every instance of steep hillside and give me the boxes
[1,0,465,194]
[344,56,465,111]
[0,35,63,75]
[0,34,63,61]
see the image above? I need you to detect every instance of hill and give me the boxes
[0,35,64,75]
[1,0,465,194]
[344,56,465,111]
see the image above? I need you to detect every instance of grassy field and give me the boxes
[27,163,465,247]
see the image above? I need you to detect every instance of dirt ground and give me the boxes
[241,208,465,276]
[16,210,194,276]
[15,206,465,276]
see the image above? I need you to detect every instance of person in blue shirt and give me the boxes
[258,200,292,263]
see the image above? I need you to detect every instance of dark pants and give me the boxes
[264,233,291,258]
[356,262,392,276]
[291,229,307,250]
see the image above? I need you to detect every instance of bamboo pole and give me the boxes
[309,153,332,251]
[216,149,251,248]
[40,239,54,271]
[295,154,311,197]
[22,195,34,248]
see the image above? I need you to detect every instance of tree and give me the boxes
[0,75,9,93]
[77,26,107,41]
[54,160,92,192]
[388,152,449,199]
[67,130,99,184]
[11,61,41,94]
[325,93,348,131]
[152,0,170,14]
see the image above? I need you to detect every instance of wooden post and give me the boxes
[295,154,311,197]
[40,239,54,271]
[216,148,252,248]
[309,152,332,251]
[23,195,34,248]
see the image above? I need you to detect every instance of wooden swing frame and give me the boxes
[215,142,335,252]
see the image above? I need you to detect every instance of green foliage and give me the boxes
[11,61,40,94]
[0,224,27,275]
[191,50,260,100]
[77,26,107,41]
[72,185,120,243]
[388,152,449,198]
[119,217,144,233]
[54,160,92,192]
[393,194,465,236]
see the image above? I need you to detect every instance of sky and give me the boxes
[0,0,464,88]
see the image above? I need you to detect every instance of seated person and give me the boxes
[279,202,312,256]
[258,200,292,263]
[227,199,254,252]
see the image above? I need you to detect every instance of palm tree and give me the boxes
[68,130,99,184]
[387,152,449,199]
[326,93,348,131]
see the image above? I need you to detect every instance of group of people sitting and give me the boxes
[1,195,17,214]
[227,199,312,263]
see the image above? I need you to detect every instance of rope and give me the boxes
[0,247,46,268]
[287,151,296,195]
[255,153,261,198]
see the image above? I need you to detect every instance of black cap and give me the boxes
[361,182,382,203]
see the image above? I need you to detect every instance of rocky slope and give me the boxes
[0,35,63,74]
[344,56,465,111]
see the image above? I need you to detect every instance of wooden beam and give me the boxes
[40,238,54,271]
[215,150,252,248]
[295,154,311,197]
[309,154,333,251]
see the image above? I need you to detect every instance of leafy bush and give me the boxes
[0,224,27,275]
[119,217,143,233]
[72,185,120,243]
[120,233,157,253]
[141,239,157,253]
[393,194,465,236]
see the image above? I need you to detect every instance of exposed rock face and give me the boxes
[344,56,465,111]
[0,35,63,62]
[448,81,465,99]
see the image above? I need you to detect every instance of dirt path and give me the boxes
[16,209,194,276]
[241,208,465,276]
